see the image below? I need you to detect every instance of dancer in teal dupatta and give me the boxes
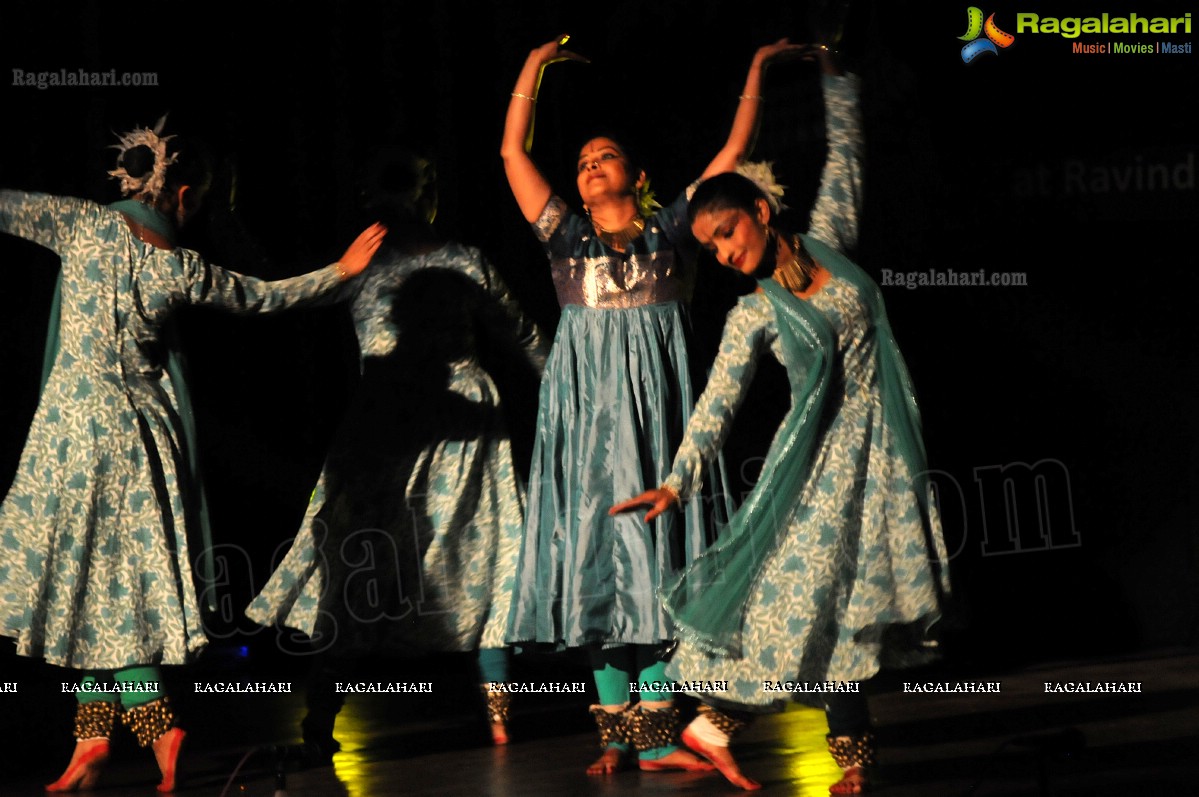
[0,118,384,791]
[613,134,949,794]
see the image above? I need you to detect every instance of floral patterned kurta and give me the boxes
[660,75,948,706]
[246,242,546,654]
[0,191,346,669]
[663,279,948,706]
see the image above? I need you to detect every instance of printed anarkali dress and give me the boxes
[659,74,949,706]
[662,271,949,706]
[246,242,546,654]
[0,191,347,670]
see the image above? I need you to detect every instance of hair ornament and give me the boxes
[735,160,788,213]
[636,178,662,218]
[108,113,177,201]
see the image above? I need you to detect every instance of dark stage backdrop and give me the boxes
[1,0,1196,680]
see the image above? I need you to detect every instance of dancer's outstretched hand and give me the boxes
[752,37,813,69]
[609,486,679,523]
[336,222,387,278]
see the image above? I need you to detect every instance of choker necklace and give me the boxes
[772,233,815,293]
[592,215,645,252]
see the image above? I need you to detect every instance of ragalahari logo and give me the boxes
[959,7,1016,62]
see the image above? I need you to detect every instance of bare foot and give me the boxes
[480,685,512,745]
[491,721,509,745]
[829,765,867,793]
[587,747,627,775]
[638,748,717,772]
[681,727,761,790]
[152,728,186,792]
[45,739,109,792]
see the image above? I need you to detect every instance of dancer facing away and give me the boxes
[613,54,950,794]
[246,147,547,760]
[500,35,810,775]
[0,118,384,792]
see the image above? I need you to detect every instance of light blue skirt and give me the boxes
[507,301,728,648]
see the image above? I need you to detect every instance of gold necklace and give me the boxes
[592,215,645,252]
[772,233,815,293]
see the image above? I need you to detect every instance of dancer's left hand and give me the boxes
[609,486,679,523]
[752,38,814,69]
[336,222,388,278]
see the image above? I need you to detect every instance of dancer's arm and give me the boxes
[806,65,864,255]
[500,36,588,223]
[478,252,549,373]
[610,300,769,521]
[699,39,812,180]
[169,223,386,314]
[0,190,90,255]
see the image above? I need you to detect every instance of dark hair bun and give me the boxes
[119,145,156,179]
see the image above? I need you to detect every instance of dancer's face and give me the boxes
[690,198,772,276]
[576,138,638,200]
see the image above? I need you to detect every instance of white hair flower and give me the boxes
[735,161,788,213]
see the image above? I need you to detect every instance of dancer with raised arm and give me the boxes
[0,118,384,792]
[501,35,807,775]
[613,48,949,793]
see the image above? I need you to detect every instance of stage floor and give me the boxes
[2,645,1198,796]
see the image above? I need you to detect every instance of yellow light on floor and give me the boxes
[330,705,374,797]
[775,703,844,795]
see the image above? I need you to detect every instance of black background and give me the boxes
[1,0,1196,692]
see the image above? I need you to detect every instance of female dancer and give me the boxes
[612,66,949,793]
[246,147,547,757]
[0,118,384,792]
[501,36,807,774]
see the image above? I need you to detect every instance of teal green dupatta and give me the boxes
[661,233,931,657]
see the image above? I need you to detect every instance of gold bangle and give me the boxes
[511,91,537,102]
[333,262,349,279]
[739,94,764,101]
